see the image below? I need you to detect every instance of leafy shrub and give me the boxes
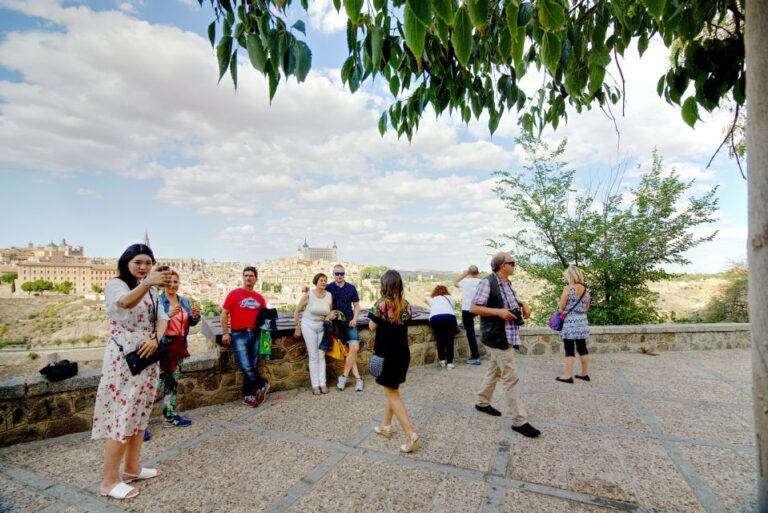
[28,352,39,360]
[697,266,749,323]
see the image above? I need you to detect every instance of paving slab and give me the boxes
[0,348,759,513]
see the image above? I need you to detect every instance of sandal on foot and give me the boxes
[122,467,160,483]
[400,433,421,453]
[374,425,393,439]
[99,482,139,500]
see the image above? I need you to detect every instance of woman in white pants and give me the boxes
[294,273,334,394]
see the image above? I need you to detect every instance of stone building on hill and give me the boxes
[296,239,337,261]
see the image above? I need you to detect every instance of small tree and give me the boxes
[491,135,719,326]
[201,300,222,317]
[91,284,104,294]
[21,281,34,295]
[0,272,17,284]
[56,281,74,295]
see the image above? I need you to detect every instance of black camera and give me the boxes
[158,265,170,271]
[510,307,524,326]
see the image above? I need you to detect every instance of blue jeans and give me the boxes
[462,310,480,359]
[231,330,266,396]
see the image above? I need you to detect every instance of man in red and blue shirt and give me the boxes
[221,266,269,407]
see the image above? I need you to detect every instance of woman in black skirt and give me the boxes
[368,270,421,453]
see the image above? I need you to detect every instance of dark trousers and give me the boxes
[231,330,267,396]
[430,315,457,364]
[462,310,480,359]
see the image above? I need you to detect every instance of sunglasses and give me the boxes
[334,272,345,276]
[503,260,516,267]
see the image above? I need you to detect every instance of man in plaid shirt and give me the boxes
[470,251,541,438]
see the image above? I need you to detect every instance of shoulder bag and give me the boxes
[548,288,587,332]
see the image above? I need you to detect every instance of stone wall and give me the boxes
[0,322,751,447]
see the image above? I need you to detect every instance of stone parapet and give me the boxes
[0,322,751,447]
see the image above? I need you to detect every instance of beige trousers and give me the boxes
[476,346,527,427]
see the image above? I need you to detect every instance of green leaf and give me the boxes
[389,74,400,97]
[489,109,500,134]
[373,0,386,10]
[346,19,357,52]
[499,26,512,58]
[378,111,388,135]
[344,0,364,24]
[269,29,280,66]
[505,0,520,34]
[408,0,433,28]
[541,31,561,76]
[433,0,455,26]
[216,35,233,83]
[467,0,490,31]
[292,20,306,35]
[333,0,341,12]
[371,26,384,68]
[349,63,361,92]
[512,26,525,66]
[207,22,216,48]
[656,75,665,97]
[404,3,428,60]
[681,96,698,127]
[642,0,666,20]
[588,65,605,95]
[638,32,649,56]
[537,0,565,31]
[452,5,473,67]
[294,40,312,82]
[518,2,533,26]
[268,63,280,103]
[733,73,746,106]
[257,15,270,46]
[246,34,268,73]
[229,49,237,90]
[341,56,354,83]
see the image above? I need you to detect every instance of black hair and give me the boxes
[117,244,155,289]
[312,273,327,285]
[243,266,258,278]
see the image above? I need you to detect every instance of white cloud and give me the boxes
[75,187,100,197]
[306,0,346,35]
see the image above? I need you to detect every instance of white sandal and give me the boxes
[99,482,139,499]
[122,467,160,483]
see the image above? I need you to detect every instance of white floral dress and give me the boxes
[91,278,168,442]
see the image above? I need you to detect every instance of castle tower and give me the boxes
[143,230,150,247]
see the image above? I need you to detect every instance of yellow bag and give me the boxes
[326,335,348,360]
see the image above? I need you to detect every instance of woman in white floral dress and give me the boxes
[92,244,171,499]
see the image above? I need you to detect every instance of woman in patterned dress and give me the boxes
[92,244,171,499]
[555,265,592,384]
[368,270,421,453]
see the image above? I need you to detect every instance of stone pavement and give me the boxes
[0,349,757,513]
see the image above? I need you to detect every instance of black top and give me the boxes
[368,298,412,390]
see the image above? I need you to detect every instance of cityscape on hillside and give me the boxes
[0,236,451,310]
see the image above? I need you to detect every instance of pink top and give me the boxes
[166,308,188,337]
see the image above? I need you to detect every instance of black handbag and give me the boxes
[113,338,166,376]
[39,360,78,381]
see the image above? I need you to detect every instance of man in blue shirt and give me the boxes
[326,264,363,391]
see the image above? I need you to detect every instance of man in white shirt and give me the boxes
[454,265,482,365]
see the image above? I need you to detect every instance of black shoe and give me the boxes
[475,404,502,417]
[512,423,541,438]
[575,375,591,382]
[555,377,574,383]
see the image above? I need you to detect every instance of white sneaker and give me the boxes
[337,375,348,391]
[439,360,446,368]
[447,363,455,370]
[355,378,364,392]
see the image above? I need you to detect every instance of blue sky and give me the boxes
[0,0,747,273]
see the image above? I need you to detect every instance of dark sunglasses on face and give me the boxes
[504,260,516,267]
[334,272,345,276]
